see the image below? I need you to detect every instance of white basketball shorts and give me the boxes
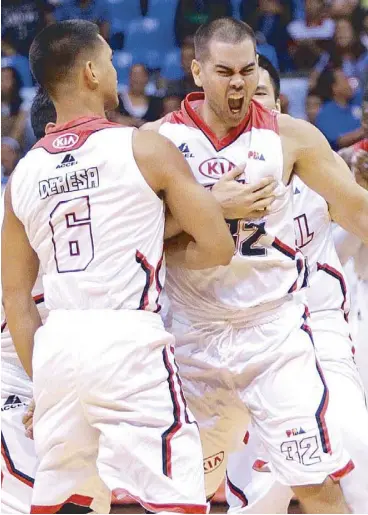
[170,300,353,498]
[1,362,36,514]
[226,309,368,513]
[30,309,206,514]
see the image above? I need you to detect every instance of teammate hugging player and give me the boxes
[143,17,368,514]
[2,20,235,514]
[225,55,368,515]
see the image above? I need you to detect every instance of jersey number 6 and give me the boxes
[49,196,94,273]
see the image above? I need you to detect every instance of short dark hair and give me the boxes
[29,20,101,94]
[257,55,280,101]
[194,17,256,61]
[30,88,57,140]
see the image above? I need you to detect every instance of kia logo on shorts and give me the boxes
[199,158,236,180]
[203,451,224,473]
[52,133,79,150]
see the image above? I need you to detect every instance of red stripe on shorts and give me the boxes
[113,488,207,513]
[330,459,355,482]
[1,433,34,488]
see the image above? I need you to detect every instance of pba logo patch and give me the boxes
[203,451,224,473]
[52,133,79,150]
[286,427,306,437]
[199,158,236,180]
[248,150,265,161]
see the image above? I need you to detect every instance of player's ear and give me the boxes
[84,61,99,90]
[45,122,56,134]
[275,99,281,113]
[191,60,203,88]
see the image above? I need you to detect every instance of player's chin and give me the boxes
[226,104,247,125]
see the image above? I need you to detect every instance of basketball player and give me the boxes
[1,91,57,514]
[1,20,235,514]
[225,55,368,514]
[142,18,368,513]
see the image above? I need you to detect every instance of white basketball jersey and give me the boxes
[1,274,48,368]
[11,117,165,312]
[292,176,350,316]
[160,94,306,321]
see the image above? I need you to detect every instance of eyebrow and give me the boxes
[255,85,268,92]
[215,62,256,72]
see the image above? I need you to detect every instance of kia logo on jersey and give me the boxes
[203,451,224,473]
[199,157,235,180]
[52,133,79,149]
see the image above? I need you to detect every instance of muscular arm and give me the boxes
[280,115,368,245]
[1,179,42,378]
[132,129,234,268]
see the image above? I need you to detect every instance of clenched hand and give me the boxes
[211,164,277,220]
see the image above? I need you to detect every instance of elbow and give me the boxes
[207,238,235,267]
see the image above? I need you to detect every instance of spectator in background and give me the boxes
[110,64,163,127]
[241,0,292,71]
[1,137,21,192]
[315,67,364,149]
[166,39,202,100]
[288,0,334,70]
[1,67,28,146]
[1,33,33,88]
[305,89,322,124]
[54,0,111,41]
[1,0,54,57]
[175,0,232,47]
[309,17,367,91]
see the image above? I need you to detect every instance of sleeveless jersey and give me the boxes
[292,176,350,316]
[11,117,165,312]
[159,93,307,321]
[1,273,48,368]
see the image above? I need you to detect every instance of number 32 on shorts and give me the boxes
[281,436,321,465]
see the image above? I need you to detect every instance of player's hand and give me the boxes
[212,164,277,220]
[353,150,368,191]
[22,398,35,440]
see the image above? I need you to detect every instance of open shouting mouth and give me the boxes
[228,94,244,114]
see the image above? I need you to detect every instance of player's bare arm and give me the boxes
[141,122,277,238]
[279,114,368,245]
[1,179,42,378]
[132,129,235,268]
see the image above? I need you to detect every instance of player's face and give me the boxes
[254,68,278,111]
[94,36,119,111]
[192,39,259,128]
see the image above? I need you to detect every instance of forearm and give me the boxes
[165,233,231,269]
[330,193,368,246]
[3,295,42,378]
[337,128,365,150]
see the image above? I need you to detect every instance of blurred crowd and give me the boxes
[2,0,368,186]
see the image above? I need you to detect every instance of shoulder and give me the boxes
[277,113,329,155]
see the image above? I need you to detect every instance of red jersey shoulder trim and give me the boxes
[32,116,122,154]
[161,93,278,151]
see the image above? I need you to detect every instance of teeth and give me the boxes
[229,95,243,100]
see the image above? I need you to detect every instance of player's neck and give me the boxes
[198,100,243,140]
[333,95,349,107]
[53,96,106,126]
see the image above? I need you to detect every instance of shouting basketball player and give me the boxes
[142,17,368,513]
